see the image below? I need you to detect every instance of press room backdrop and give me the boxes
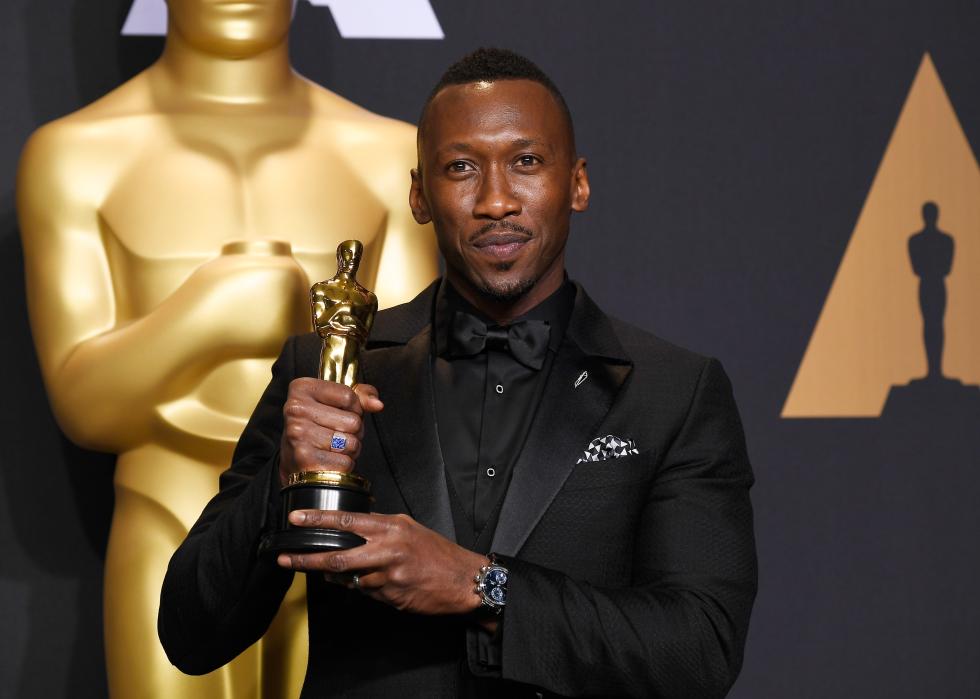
[2,1,979,696]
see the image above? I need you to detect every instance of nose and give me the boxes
[472,164,521,220]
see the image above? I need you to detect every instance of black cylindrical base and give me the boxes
[259,480,373,555]
[260,527,366,553]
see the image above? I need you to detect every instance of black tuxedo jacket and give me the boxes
[159,281,757,698]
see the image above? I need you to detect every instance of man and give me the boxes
[159,48,757,698]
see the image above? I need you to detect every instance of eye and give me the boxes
[447,160,474,173]
[516,154,541,167]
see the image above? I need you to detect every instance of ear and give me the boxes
[570,158,590,212]
[409,168,432,224]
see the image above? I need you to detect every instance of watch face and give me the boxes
[484,566,508,606]
[488,568,508,586]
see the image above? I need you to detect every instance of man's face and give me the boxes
[411,79,589,310]
[166,0,293,57]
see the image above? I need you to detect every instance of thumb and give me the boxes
[354,383,384,413]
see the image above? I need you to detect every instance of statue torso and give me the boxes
[48,75,413,443]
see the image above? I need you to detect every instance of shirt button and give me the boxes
[486,466,496,477]
[495,384,504,394]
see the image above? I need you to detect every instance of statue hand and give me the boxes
[185,253,310,356]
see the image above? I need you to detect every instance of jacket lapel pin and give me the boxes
[574,370,588,388]
[576,434,639,464]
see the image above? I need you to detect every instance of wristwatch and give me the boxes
[473,554,508,615]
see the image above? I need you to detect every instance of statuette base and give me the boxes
[259,472,373,554]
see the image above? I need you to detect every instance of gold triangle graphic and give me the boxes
[783,53,980,417]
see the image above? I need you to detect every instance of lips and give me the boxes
[471,231,532,259]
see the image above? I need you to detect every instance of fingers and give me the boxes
[292,379,384,415]
[326,431,359,456]
[288,509,390,533]
[293,378,364,414]
[286,421,361,457]
[283,379,381,442]
[283,423,359,472]
[284,394,364,436]
[275,512,410,573]
[354,383,384,413]
[282,379,378,476]
[322,570,386,593]
[273,513,477,615]
[276,540,390,574]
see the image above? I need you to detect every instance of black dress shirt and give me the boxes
[432,279,575,552]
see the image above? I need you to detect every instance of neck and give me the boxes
[450,263,566,325]
[153,30,300,107]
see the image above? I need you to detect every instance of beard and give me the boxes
[454,220,541,304]
[474,266,537,304]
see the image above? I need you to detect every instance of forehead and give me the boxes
[421,79,570,154]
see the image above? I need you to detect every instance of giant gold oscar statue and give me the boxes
[15,1,437,697]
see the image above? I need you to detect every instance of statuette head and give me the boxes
[165,0,293,57]
[337,239,363,276]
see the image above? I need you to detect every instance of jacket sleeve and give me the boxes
[495,358,757,698]
[157,338,298,675]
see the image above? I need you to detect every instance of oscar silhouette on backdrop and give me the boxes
[909,201,953,378]
[883,202,980,417]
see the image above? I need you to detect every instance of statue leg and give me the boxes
[919,280,946,378]
[104,484,259,698]
[319,336,360,386]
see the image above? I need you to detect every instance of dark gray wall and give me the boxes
[2,1,979,696]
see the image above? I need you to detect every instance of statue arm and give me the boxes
[907,237,923,276]
[312,294,363,338]
[363,293,379,336]
[17,125,307,452]
[310,288,329,334]
[943,235,955,275]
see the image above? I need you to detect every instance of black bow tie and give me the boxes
[449,311,551,370]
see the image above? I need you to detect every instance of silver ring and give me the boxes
[329,432,349,452]
[351,573,360,589]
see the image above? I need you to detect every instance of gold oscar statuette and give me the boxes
[261,240,378,553]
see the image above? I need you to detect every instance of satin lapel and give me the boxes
[490,346,632,556]
[360,329,456,543]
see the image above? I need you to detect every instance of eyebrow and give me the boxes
[442,142,476,154]
[438,138,544,156]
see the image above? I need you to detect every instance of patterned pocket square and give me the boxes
[576,434,639,463]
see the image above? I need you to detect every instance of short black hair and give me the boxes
[418,47,576,157]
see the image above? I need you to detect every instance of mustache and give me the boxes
[469,220,535,242]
